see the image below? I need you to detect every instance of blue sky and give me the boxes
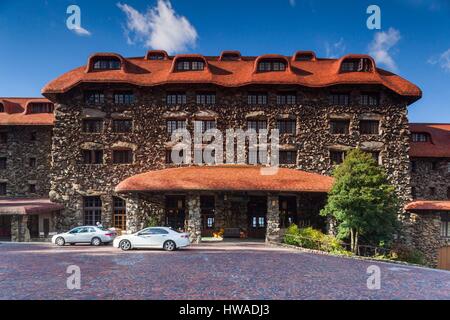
[0,0,449,122]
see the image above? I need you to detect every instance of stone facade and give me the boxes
[0,125,52,197]
[410,158,450,200]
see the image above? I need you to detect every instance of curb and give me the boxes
[268,241,430,269]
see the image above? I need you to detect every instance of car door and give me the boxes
[133,228,162,248]
[65,227,82,243]
[150,228,170,247]
[74,227,90,243]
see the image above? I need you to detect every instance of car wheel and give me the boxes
[91,237,102,246]
[119,240,132,251]
[163,240,176,251]
[55,237,65,246]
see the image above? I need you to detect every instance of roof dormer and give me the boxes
[219,50,242,61]
[338,54,375,73]
[145,50,169,60]
[85,53,125,73]
[292,51,316,62]
[254,55,290,73]
[0,102,4,113]
[171,54,209,72]
[25,102,54,114]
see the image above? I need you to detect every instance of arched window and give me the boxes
[145,50,168,60]
[219,51,241,61]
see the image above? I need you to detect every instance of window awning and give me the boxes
[115,165,334,193]
[0,198,64,215]
[405,201,450,212]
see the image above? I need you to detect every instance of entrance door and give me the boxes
[200,196,215,237]
[27,215,39,239]
[43,218,50,237]
[438,246,450,271]
[0,215,11,240]
[165,196,186,231]
[247,196,267,239]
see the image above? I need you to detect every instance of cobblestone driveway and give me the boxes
[0,241,449,300]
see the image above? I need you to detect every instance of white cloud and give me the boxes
[71,26,91,37]
[428,49,450,72]
[117,0,198,54]
[325,38,346,58]
[368,27,401,72]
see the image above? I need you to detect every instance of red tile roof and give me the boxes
[0,198,64,215]
[115,165,334,193]
[405,200,450,212]
[0,97,55,126]
[409,123,450,158]
[42,51,422,102]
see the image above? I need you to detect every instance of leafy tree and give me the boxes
[320,148,399,253]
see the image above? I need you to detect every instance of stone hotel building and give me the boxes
[0,50,449,268]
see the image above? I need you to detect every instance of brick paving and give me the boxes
[0,241,449,300]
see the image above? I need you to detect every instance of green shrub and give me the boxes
[283,226,346,253]
[389,244,426,265]
[146,216,159,227]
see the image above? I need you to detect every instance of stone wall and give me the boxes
[0,125,52,198]
[48,83,411,232]
[410,157,450,200]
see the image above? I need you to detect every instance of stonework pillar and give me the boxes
[125,193,143,233]
[266,195,280,243]
[187,193,201,244]
[20,216,30,242]
[10,215,19,242]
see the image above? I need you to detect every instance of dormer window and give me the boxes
[28,103,54,114]
[220,51,241,61]
[257,60,286,72]
[93,58,121,70]
[176,60,204,71]
[412,132,431,142]
[0,103,4,113]
[341,58,373,72]
[146,50,168,60]
[294,52,316,61]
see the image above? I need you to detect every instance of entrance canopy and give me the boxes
[405,200,450,212]
[0,198,63,215]
[116,165,334,193]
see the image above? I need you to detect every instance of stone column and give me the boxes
[20,216,31,242]
[125,193,142,234]
[187,193,202,244]
[10,215,20,242]
[266,195,280,243]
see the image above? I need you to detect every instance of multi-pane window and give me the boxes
[411,132,430,142]
[247,120,267,133]
[360,120,380,134]
[330,150,345,165]
[276,93,297,105]
[167,120,187,134]
[84,196,102,226]
[257,61,286,71]
[330,119,350,134]
[247,93,268,105]
[29,157,36,168]
[85,91,105,104]
[0,132,6,144]
[165,149,185,164]
[360,94,379,106]
[441,213,450,238]
[82,119,103,133]
[112,119,133,133]
[176,60,205,71]
[28,103,53,113]
[248,148,267,165]
[341,58,372,72]
[329,94,350,106]
[113,197,127,230]
[166,93,187,105]
[0,183,6,195]
[194,120,216,133]
[0,157,6,170]
[279,151,297,165]
[82,149,103,164]
[114,92,134,104]
[93,58,121,70]
[196,93,216,105]
[28,184,36,194]
[112,149,133,164]
[147,53,165,60]
[276,120,296,134]
[0,104,4,112]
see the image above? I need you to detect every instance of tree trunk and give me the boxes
[354,230,359,255]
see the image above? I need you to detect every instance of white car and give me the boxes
[113,227,190,251]
[52,226,117,246]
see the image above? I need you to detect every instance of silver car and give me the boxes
[52,226,116,246]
